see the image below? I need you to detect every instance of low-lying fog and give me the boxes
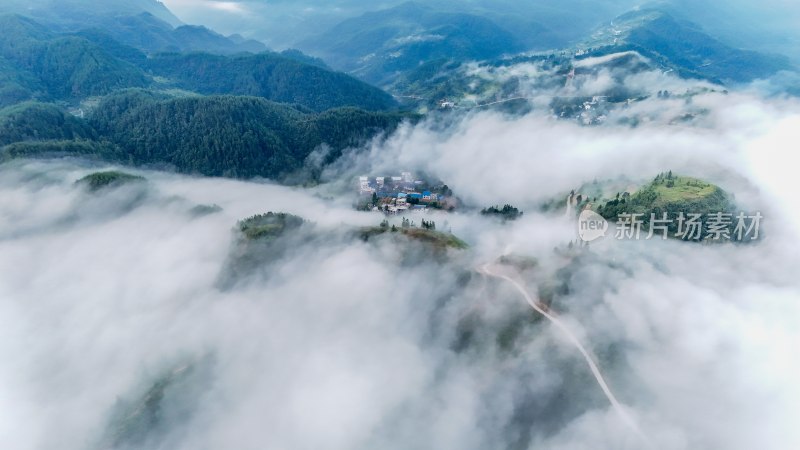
[1,85,799,450]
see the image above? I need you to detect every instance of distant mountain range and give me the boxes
[0,0,182,27]
[580,9,793,83]
[0,15,150,104]
[0,0,266,55]
[298,2,527,85]
[296,1,794,88]
[0,14,396,111]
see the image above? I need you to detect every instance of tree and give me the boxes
[480,204,523,221]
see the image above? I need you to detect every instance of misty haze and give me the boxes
[0,1,798,450]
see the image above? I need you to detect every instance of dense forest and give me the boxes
[0,15,150,102]
[0,12,414,181]
[481,204,524,221]
[0,90,414,180]
[0,14,399,112]
[90,91,412,178]
[0,102,96,145]
[146,52,396,112]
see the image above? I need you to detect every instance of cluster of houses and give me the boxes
[358,172,444,214]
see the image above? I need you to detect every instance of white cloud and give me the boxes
[2,76,800,450]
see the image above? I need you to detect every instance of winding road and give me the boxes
[478,263,654,448]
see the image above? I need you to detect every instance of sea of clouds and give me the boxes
[1,68,800,450]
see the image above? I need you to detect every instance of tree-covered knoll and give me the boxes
[76,170,145,191]
[218,212,312,288]
[481,204,523,221]
[359,218,468,252]
[595,172,733,234]
[238,212,307,241]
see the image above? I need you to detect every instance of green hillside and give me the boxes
[0,15,150,100]
[88,91,411,178]
[101,13,266,55]
[0,102,96,145]
[359,225,468,251]
[0,89,412,180]
[595,173,733,236]
[238,212,307,241]
[146,52,397,112]
[0,14,396,114]
[0,0,182,28]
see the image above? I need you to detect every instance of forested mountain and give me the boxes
[0,11,406,181]
[0,15,150,101]
[581,9,793,83]
[70,29,149,66]
[299,2,526,85]
[0,0,182,28]
[0,55,41,108]
[90,92,412,177]
[0,0,265,56]
[651,0,800,64]
[0,91,414,180]
[0,14,398,112]
[91,12,267,55]
[146,53,397,112]
[169,0,640,53]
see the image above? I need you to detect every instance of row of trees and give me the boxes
[379,218,437,231]
[481,204,523,221]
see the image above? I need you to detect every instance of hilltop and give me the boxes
[594,173,732,226]
[75,170,145,191]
